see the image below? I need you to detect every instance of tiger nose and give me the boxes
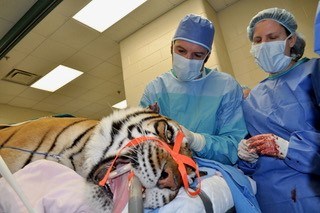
[157,168,179,191]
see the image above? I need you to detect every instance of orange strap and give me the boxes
[98,130,201,197]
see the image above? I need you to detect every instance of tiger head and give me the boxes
[84,107,193,212]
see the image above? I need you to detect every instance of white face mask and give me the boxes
[250,36,292,73]
[172,53,205,81]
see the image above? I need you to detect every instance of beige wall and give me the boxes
[120,0,233,107]
[121,0,319,106]
[0,103,52,123]
[217,0,319,89]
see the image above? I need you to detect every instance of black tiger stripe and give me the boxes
[0,128,20,148]
[162,195,167,206]
[101,110,161,160]
[46,119,91,157]
[130,148,139,168]
[127,124,136,139]
[149,144,157,177]
[156,148,161,173]
[139,114,163,123]
[22,129,51,168]
[70,124,97,148]
[65,125,97,170]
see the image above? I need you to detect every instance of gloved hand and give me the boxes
[238,139,259,163]
[248,134,289,159]
[180,125,205,152]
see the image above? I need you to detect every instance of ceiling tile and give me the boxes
[33,10,69,37]
[31,102,58,113]
[51,19,100,49]
[206,0,240,12]
[53,0,91,18]
[74,102,107,117]
[107,53,122,67]
[89,61,122,80]
[0,80,27,95]
[12,32,46,54]
[30,39,77,63]
[0,0,36,22]
[77,89,107,102]
[0,18,14,38]
[105,17,144,42]
[56,84,90,98]
[82,34,120,60]
[17,87,51,101]
[51,98,91,115]
[69,73,105,90]
[63,50,103,72]
[108,73,124,85]
[167,0,186,4]
[8,96,38,108]
[0,49,29,77]
[92,81,124,97]
[0,93,14,104]
[129,0,177,24]
[14,55,57,76]
[95,95,123,107]
[41,93,73,106]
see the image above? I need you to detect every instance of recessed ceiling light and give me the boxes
[73,0,147,32]
[31,65,83,92]
[112,100,127,109]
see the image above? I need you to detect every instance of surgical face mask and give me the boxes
[172,52,205,81]
[250,37,292,73]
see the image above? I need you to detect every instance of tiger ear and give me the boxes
[146,102,160,113]
[156,121,173,144]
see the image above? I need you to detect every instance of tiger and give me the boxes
[0,107,193,212]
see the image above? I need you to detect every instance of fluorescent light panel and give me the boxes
[31,65,83,92]
[73,0,147,32]
[112,100,127,109]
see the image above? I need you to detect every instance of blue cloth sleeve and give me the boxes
[285,131,320,175]
[140,84,153,108]
[197,84,248,165]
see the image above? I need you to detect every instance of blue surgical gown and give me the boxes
[238,58,320,212]
[140,68,247,165]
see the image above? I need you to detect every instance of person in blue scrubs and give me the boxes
[140,14,247,165]
[237,8,320,212]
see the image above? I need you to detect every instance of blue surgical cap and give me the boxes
[247,8,297,41]
[173,14,214,51]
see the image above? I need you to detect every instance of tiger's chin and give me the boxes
[143,187,179,209]
[86,177,179,213]
[86,155,184,212]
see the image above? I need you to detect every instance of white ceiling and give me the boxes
[0,0,239,120]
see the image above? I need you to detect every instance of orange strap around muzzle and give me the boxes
[98,130,201,197]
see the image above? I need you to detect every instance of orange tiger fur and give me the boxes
[0,108,193,212]
[0,116,98,176]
